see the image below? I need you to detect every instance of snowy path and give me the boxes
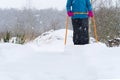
[0,45,95,80]
[0,43,120,80]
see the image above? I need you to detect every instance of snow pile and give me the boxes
[33,29,72,45]
[28,29,73,52]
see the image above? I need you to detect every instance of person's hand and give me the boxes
[67,11,74,17]
[88,10,94,17]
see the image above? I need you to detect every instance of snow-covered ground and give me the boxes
[0,29,120,80]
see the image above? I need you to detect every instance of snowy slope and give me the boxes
[28,29,73,52]
[0,29,120,80]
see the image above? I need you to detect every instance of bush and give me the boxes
[3,31,11,42]
[16,34,25,44]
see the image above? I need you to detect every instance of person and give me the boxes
[66,0,94,45]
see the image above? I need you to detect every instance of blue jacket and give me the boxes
[66,0,92,18]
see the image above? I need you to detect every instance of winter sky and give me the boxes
[0,0,66,10]
[0,0,119,10]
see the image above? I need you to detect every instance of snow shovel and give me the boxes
[64,16,69,45]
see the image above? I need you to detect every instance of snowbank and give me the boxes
[0,29,120,80]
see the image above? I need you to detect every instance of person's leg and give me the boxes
[72,18,89,45]
[80,18,89,44]
[72,18,82,45]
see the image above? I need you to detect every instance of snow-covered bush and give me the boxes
[107,38,120,47]
[3,31,11,42]
[10,34,25,44]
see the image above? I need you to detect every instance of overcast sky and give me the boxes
[0,0,119,10]
[0,0,66,10]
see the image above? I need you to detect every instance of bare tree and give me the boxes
[92,0,120,46]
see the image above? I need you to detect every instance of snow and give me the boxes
[0,29,120,80]
[28,29,73,52]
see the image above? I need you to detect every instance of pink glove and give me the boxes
[67,11,74,17]
[88,11,94,17]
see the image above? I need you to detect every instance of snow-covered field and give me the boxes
[0,29,120,80]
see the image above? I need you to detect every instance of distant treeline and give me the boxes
[0,8,70,40]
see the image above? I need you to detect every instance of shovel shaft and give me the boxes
[64,16,69,45]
